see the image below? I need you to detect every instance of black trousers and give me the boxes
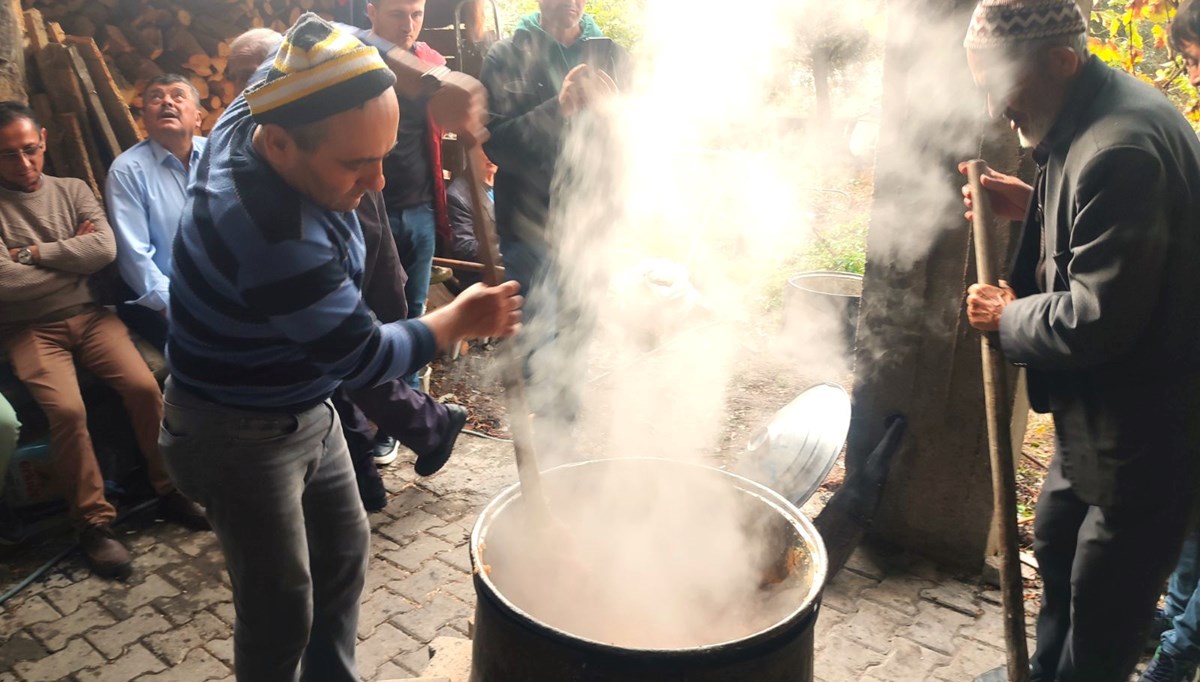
[330,380,449,481]
[1030,449,1193,682]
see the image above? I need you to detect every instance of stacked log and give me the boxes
[28,0,339,134]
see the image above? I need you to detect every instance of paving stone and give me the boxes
[932,636,1006,681]
[389,561,469,605]
[358,622,423,680]
[812,609,848,655]
[435,544,472,575]
[359,586,417,639]
[153,565,233,626]
[76,643,167,682]
[421,636,473,679]
[377,510,447,546]
[372,660,414,682]
[395,646,432,676]
[85,605,173,659]
[0,631,49,669]
[426,519,473,545]
[143,610,228,666]
[365,556,412,596]
[0,672,19,681]
[960,601,1015,649]
[382,535,456,572]
[167,529,222,559]
[134,645,230,682]
[41,575,107,616]
[209,601,237,629]
[29,599,116,651]
[869,637,951,681]
[835,599,914,654]
[0,594,61,634]
[902,600,979,656]
[822,569,879,615]
[420,498,477,523]
[920,580,982,618]
[394,594,473,643]
[860,574,936,618]
[97,574,181,621]
[13,637,105,682]
[205,636,234,668]
[812,633,886,682]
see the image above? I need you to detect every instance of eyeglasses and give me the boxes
[0,141,44,164]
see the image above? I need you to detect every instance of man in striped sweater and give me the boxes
[159,15,520,681]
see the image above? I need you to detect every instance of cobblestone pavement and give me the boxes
[0,432,1033,682]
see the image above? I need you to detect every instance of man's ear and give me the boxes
[193,107,204,133]
[259,124,295,159]
[1047,45,1083,78]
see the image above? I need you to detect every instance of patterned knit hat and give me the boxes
[964,0,1088,49]
[244,13,396,127]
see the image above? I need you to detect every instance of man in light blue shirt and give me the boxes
[105,74,206,349]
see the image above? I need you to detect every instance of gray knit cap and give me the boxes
[964,0,1088,49]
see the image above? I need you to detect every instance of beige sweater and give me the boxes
[0,175,116,327]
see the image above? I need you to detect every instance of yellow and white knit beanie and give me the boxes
[244,13,396,126]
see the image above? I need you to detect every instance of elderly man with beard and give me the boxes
[105,75,207,350]
[961,1,1200,680]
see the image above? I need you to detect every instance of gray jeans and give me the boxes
[159,379,369,682]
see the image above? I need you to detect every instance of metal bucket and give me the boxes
[783,272,863,354]
[469,458,827,681]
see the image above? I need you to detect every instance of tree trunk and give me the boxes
[846,0,1025,570]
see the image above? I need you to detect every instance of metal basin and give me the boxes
[469,458,828,681]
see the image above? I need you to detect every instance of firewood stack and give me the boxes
[26,0,339,138]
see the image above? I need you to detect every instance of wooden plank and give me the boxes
[65,43,122,166]
[50,113,101,197]
[28,94,57,176]
[35,44,106,191]
[46,21,66,45]
[23,9,48,51]
[0,0,24,102]
[64,36,141,150]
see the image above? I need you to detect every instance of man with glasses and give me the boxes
[105,75,207,350]
[0,101,208,580]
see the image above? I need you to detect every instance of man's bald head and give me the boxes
[228,28,283,95]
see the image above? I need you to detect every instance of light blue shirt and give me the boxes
[105,136,207,311]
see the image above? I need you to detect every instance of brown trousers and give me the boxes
[6,308,171,527]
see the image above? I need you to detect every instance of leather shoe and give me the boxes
[159,490,211,531]
[415,404,468,476]
[79,525,132,580]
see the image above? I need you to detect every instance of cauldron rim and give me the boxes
[469,457,829,654]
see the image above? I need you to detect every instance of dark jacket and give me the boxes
[1000,57,1200,506]
[445,174,493,262]
[480,13,629,248]
[357,190,408,324]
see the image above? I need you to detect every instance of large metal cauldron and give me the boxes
[469,458,828,682]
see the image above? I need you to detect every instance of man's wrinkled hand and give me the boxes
[76,219,96,235]
[958,161,1033,223]
[966,281,1016,332]
[559,64,618,118]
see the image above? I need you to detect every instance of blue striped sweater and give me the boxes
[167,96,434,409]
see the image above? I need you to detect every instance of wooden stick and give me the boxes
[967,158,1030,682]
[432,255,504,275]
[462,144,553,524]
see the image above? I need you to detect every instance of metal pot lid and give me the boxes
[736,382,851,507]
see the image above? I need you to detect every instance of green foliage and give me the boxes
[492,0,644,49]
[1091,0,1200,126]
